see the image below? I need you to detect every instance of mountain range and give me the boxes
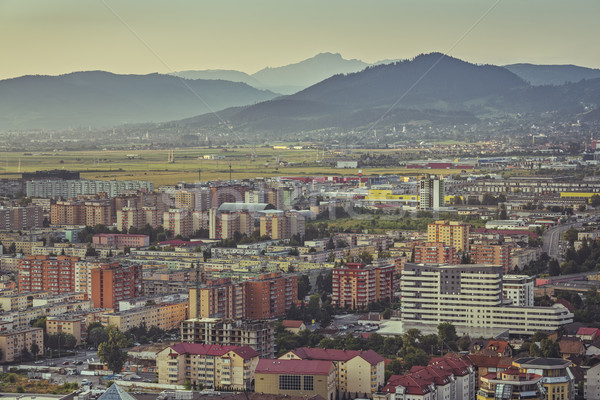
[1,52,600,132]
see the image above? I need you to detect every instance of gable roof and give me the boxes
[486,340,511,354]
[558,337,585,355]
[288,347,384,365]
[256,359,333,375]
[168,343,257,358]
[282,320,305,328]
[577,327,600,337]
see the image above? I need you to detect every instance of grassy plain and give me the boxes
[0,147,466,186]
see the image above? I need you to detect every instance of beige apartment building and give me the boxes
[100,301,188,332]
[0,327,44,363]
[427,220,470,252]
[46,316,85,345]
[157,343,259,390]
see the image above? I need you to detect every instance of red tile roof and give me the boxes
[256,359,333,376]
[282,320,305,328]
[577,327,600,337]
[288,347,384,365]
[384,374,432,395]
[486,340,511,355]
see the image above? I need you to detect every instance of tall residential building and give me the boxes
[471,243,512,273]
[188,278,245,319]
[163,209,193,238]
[90,262,144,310]
[117,206,144,231]
[260,210,305,240]
[214,211,255,240]
[0,206,44,230]
[157,343,259,390]
[503,275,535,307]
[413,241,459,264]
[332,263,394,309]
[427,220,470,252]
[26,179,153,198]
[50,200,86,225]
[174,191,197,210]
[245,272,298,319]
[84,201,112,226]
[401,263,573,336]
[181,317,275,358]
[18,255,80,295]
[419,175,445,210]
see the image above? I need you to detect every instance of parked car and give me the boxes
[62,361,69,365]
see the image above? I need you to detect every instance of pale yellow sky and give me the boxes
[0,0,598,80]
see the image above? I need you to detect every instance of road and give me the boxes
[542,219,584,261]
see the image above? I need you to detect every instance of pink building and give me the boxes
[92,233,149,248]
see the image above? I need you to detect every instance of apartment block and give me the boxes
[18,255,80,295]
[260,210,305,240]
[332,263,394,309]
[51,201,86,225]
[427,220,470,252]
[181,317,275,358]
[471,243,512,273]
[246,272,298,319]
[163,209,193,238]
[174,191,197,210]
[188,278,245,319]
[84,201,112,226]
[280,347,385,394]
[0,327,44,363]
[100,300,188,332]
[90,262,144,310]
[413,241,459,264]
[0,206,44,230]
[46,316,86,345]
[419,175,445,210]
[401,263,573,336]
[0,291,50,312]
[157,343,259,390]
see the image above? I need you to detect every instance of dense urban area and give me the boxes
[2,136,600,400]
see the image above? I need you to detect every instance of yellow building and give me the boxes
[477,366,544,400]
[514,357,574,400]
[0,291,49,312]
[255,359,336,400]
[46,316,85,345]
[0,327,44,363]
[100,301,188,332]
[157,343,259,390]
[427,220,470,252]
[280,347,385,394]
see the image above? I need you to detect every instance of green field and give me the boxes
[0,147,471,186]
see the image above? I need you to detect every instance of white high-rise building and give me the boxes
[419,175,445,210]
[503,274,535,306]
[400,263,573,336]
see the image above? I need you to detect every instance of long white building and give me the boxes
[26,179,153,198]
[400,263,573,336]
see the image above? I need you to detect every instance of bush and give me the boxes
[17,386,24,393]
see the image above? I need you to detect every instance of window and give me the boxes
[303,376,314,391]
[279,375,301,391]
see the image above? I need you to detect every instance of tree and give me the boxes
[298,275,311,299]
[86,245,98,257]
[98,326,129,374]
[591,194,600,208]
[31,343,40,360]
[563,227,579,245]
[358,251,373,265]
[402,346,429,370]
[88,326,109,347]
[437,322,458,351]
[548,259,561,276]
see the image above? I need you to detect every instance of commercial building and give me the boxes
[400,263,573,336]
[471,244,512,273]
[92,234,150,248]
[18,255,80,295]
[477,365,544,400]
[181,317,275,358]
[280,347,385,394]
[514,358,574,400]
[90,262,144,310]
[0,327,44,363]
[255,359,336,400]
[427,220,470,252]
[157,343,259,390]
[503,275,535,307]
[332,263,394,309]
[419,175,445,210]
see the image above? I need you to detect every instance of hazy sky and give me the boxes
[1,0,599,80]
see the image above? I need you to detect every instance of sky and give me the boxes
[1,0,599,80]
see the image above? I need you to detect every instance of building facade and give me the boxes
[18,255,80,295]
[332,263,395,309]
[427,220,470,252]
[90,262,144,310]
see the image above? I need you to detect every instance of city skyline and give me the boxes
[1,0,599,80]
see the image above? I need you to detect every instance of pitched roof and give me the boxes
[384,374,432,395]
[256,359,333,375]
[98,384,137,400]
[229,346,260,360]
[288,347,384,365]
[577,327,600,336]
[282,320,305,328]
[558,337,585,355]
[486,340,511,354]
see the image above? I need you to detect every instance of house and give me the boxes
[559,337,586,359]
[282,320,306,334]
[577,327,600,342]
[485,340,513,357]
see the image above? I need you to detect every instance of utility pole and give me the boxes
[229,163,232,183]
[198,169,201,183]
